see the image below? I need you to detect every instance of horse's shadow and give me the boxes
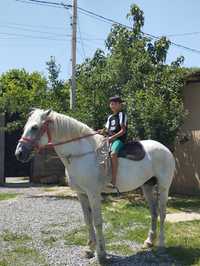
[99,250,173,266]
[96,246,200,266]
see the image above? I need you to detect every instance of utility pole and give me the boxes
[70,0,77,110]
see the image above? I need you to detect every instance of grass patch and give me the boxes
[168,196,200,213]
[0,193,19,201]
[64,226,87,246]
[0,230,46,266]
[0,230,47,266]
[64,199,150,255]
[107,243,133,256]
[64,196,200,265]
[0,247,47,266]
[102,199,150,243]
[165,220,200,265]
[1,230,32,244]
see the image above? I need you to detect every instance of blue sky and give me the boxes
[1,0,200,79]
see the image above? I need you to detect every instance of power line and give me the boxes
[15,0,64,9]
[0,30,104,44]
[162,32,200,38]
[0,21,67,30]
[0,25,70,38]
[0,21,104,41]
[16,0,200,55]
[0,32,69,41]
[77,8,200,55]
[77,8,114,26]
[144,32,200,55]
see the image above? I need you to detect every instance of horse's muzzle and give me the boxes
[15,142,33,163]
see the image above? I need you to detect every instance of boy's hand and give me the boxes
[109,136,114,143]
[97,128,107,135]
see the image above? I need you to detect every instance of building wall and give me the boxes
[172,81,200,195]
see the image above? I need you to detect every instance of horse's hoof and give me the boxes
[142,240,153,249]
[83,249,95,259]
[98,254,108,265]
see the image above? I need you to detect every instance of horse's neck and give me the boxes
[49,112,103,152]
[50,112,83,140]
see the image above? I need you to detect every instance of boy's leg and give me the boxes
[110,140,124,186]
[111,152,118,186]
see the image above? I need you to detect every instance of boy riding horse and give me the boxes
[99,96,127,188]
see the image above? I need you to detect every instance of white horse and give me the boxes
[15,108,175,264]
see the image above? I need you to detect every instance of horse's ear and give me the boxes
[29,107,36,112]
[43,109,52,119]
[28,107,36,117]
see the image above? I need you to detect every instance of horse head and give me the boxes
[15,108,52,162]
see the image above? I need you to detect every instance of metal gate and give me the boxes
[5,113,31,177]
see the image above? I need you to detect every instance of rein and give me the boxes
[19,119,98,153]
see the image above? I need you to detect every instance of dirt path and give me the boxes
[166,212,200,223]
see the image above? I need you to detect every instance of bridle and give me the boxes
[19,119,98,153]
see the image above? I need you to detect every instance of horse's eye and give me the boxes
[31,125,38,131]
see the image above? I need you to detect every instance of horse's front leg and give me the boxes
[77,192,96,258]
[88,192,106,264]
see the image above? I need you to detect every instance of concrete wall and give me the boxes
[0,114,5,185]
[172,81,200,195]
[31,149,65,184]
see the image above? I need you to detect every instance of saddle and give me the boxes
[118,141,145,161]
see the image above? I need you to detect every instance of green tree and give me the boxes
[46,56,70,113]
[75,4,186,149]
[0,69,48,130]
[0,57,70,131]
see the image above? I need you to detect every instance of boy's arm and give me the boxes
[108,126,126,142]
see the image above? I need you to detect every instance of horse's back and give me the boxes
[140,139,171,153]
[141,139,175,188]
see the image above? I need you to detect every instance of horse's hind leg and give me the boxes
[158,188,169,247]
[77,193,96,258]
[142,183,158,248]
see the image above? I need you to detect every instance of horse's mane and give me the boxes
[49,111,103,148]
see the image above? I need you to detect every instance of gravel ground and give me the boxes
[0,185,176,266]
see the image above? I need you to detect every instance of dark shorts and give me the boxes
[111,139,124,154]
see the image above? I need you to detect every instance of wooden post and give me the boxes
[70,0,77,110]
[0,114,5,185]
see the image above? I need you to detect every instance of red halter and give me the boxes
[19,119,98,153]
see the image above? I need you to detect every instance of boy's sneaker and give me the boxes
[107,182,115,188]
